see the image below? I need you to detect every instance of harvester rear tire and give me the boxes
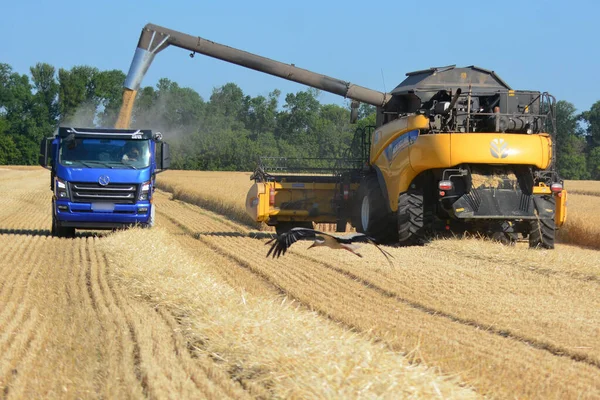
[397,191,426,245]
[529,196,555,249]
[355,176,396,243]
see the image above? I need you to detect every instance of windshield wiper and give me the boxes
[81,161,116,169]
[104,161,138,170]
[63,160,96,168]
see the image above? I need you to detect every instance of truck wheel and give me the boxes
[144,205,156,228]
[397,191,425,245]
[529,196,555,249]
[52,213,75,238]
[356,176,396,243]
[51,212,58,236]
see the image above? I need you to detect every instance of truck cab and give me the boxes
[39,127,170,237]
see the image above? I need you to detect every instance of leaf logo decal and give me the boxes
[490,138,509,159]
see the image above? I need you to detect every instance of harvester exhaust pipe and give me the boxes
[116,23,391,128]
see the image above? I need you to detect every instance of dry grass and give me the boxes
[100,225,479,399]
[154,192,600,399]
[559,193,600,249]
[156,170,257,228]
[0,168,478,398]
[0,170,249,399]
[2,168,599,399]
[565,180,600,197]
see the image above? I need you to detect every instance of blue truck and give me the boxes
[38,127,170,237]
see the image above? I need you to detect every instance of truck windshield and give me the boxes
[59,138,151,169]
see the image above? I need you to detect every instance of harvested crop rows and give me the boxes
[153,190,600,399]
[1,168,599,399]
[0,169,253,399]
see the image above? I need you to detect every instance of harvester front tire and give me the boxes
[397,191,425,245]
[529,196,555,249]
[356,177,396,243]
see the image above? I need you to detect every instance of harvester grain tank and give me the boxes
[117,23,567,248]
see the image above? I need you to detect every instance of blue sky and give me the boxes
[1,0,598,112]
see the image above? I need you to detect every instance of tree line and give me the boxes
[1,62,599,179]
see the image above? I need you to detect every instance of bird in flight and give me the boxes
[266,227,393,264]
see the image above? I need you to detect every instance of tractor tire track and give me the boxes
[0,235,47,397]
[202,234,600,398]
[154,190,600,399]
[155,308,254,399]
[0,171,256,399]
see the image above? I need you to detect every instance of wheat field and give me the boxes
[0,167,599,398]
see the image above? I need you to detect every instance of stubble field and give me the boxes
[0,167,599,399]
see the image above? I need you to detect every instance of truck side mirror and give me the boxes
[161,142,170,170]
[350,101,360,124]
[38,138,51,169]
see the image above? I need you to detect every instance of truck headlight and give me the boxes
[54,178,69,199]
[139,181,151,200]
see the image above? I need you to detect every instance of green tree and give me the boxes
[243,89,280,139]
[588,146,600,180]
[133,78,204,132]
[30,63,59,124]
[0,63,37,164]
[314,103,352,158]
[94,69,126,127]
[553,100,587,179]
[58,65,98,126]
[581,100,600,147]
[358,103,376,120]
[557,135,589,179]
[276,88,321,151]
[0,132,21,164]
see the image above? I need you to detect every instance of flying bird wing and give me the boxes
[266,228,394,265]
[266,227,323,258]
[330,232,395,264]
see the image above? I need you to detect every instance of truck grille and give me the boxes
[69,182,139,204]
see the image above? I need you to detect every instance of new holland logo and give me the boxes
[98,175,110,186]
[490,138,509,159]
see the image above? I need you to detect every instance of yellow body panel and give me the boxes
[532,185,552,194]
[246,181,358,223]
[246,182,270,222]
[449,134,551,169]
[369,115,429,164]
[370,114,554,211]
[555,189,567,227]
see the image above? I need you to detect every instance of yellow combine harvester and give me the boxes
[118,24,567,248]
